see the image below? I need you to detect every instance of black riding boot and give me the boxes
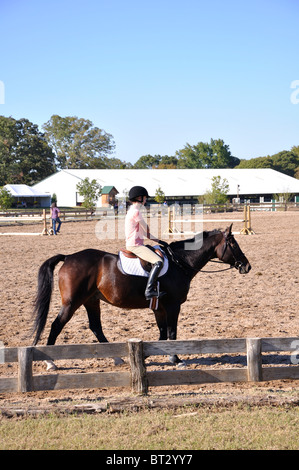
[145,261,164,300]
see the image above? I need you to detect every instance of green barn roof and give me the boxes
[101,186,118,194]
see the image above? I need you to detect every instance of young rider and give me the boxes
[125,186,165,300]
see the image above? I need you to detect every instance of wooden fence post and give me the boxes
[246,338,262,382]
[127,338,148,395]
[18,347,33,392]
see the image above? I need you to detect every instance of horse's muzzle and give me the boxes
[238,262,251,274]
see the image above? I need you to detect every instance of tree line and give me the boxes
[0,114,298,186]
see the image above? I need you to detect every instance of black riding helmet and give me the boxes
[128,186,149,201]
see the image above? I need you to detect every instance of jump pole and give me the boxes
[41,209,52,235]
[167,205,254,235]
[240,204,255,235]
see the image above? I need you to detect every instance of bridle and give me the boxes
[164,232,246,275]
[204,234,246,273]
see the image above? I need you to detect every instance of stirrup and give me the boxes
[149,282,160,310]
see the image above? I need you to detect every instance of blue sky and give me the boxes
[0,0,298,164]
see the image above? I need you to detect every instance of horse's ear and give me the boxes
[224,224,233,237]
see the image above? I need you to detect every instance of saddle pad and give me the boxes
[118,247,168,278]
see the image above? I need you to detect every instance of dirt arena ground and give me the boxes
[0,210,299,411]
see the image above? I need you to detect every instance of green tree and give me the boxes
[43,115,115,169]
[203,176,229,205]
[157,155,178,168]
[0,116,56,185]
[236,156,272,169]
[0,187,14,210]
[134,154,178,169]
[76,177,101,210]
[107,158,133,169]
[271,150,299,177]
[154,186,165,203]
[236,149,299,178]
[133,154,161,169]
[176,138,239,169]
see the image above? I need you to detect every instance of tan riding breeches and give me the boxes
[126,245,163,264]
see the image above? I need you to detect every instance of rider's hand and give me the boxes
[158,239,168,248]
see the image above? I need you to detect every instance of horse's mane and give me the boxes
[169,229,221,252]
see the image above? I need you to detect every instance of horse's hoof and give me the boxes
[114,357,124,366]
[44,360,58,371]
[169,354,181,365]
[177,361,186,369]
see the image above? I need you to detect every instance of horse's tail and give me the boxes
[32,254,66,346]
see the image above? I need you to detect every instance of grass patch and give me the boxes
[1,404,299,450]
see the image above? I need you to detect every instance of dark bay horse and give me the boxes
[33,225,251,368]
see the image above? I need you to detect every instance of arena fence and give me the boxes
[1,336,299,395]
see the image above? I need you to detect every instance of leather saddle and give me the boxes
[117,245,168,277]
[120,245,165,272]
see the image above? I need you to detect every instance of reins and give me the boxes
[163,233,243,275]
[165,245,197,276]
[198,260,234,273]
[164,244,232,276]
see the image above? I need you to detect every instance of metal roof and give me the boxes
[4,184,51,198]
[39,168,299,197]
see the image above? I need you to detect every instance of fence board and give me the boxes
[147,368,248,387]
[2,348,18,362]
[32,342,127,361]
[33,371,131,392]
[5,336,296,362]
[262,366,299,381]
[2,343,128,362]
[143,338,246,356]
[0,377,18,393]
[261,337,299,352]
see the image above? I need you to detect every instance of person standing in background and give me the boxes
[50,202,62,235]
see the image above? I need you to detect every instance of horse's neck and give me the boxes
[179,233,221,274]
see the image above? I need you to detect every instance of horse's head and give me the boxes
[216,224,251,274]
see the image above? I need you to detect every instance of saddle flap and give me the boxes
[118,246,168,278]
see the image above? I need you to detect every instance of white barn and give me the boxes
[4,184,51,208]
[32,168,299,207]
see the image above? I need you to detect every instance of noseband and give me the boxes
[219,235,246,271]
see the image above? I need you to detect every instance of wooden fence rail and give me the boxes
[1,336,299,395]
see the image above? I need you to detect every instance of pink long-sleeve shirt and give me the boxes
[125,204,146,247]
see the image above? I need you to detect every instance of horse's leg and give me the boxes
[153,304,183,366]
[154,306,168,341]
[84,296,124,366]
[84,296,108,343]
[44,303,77,370]
[165,302,184,366]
